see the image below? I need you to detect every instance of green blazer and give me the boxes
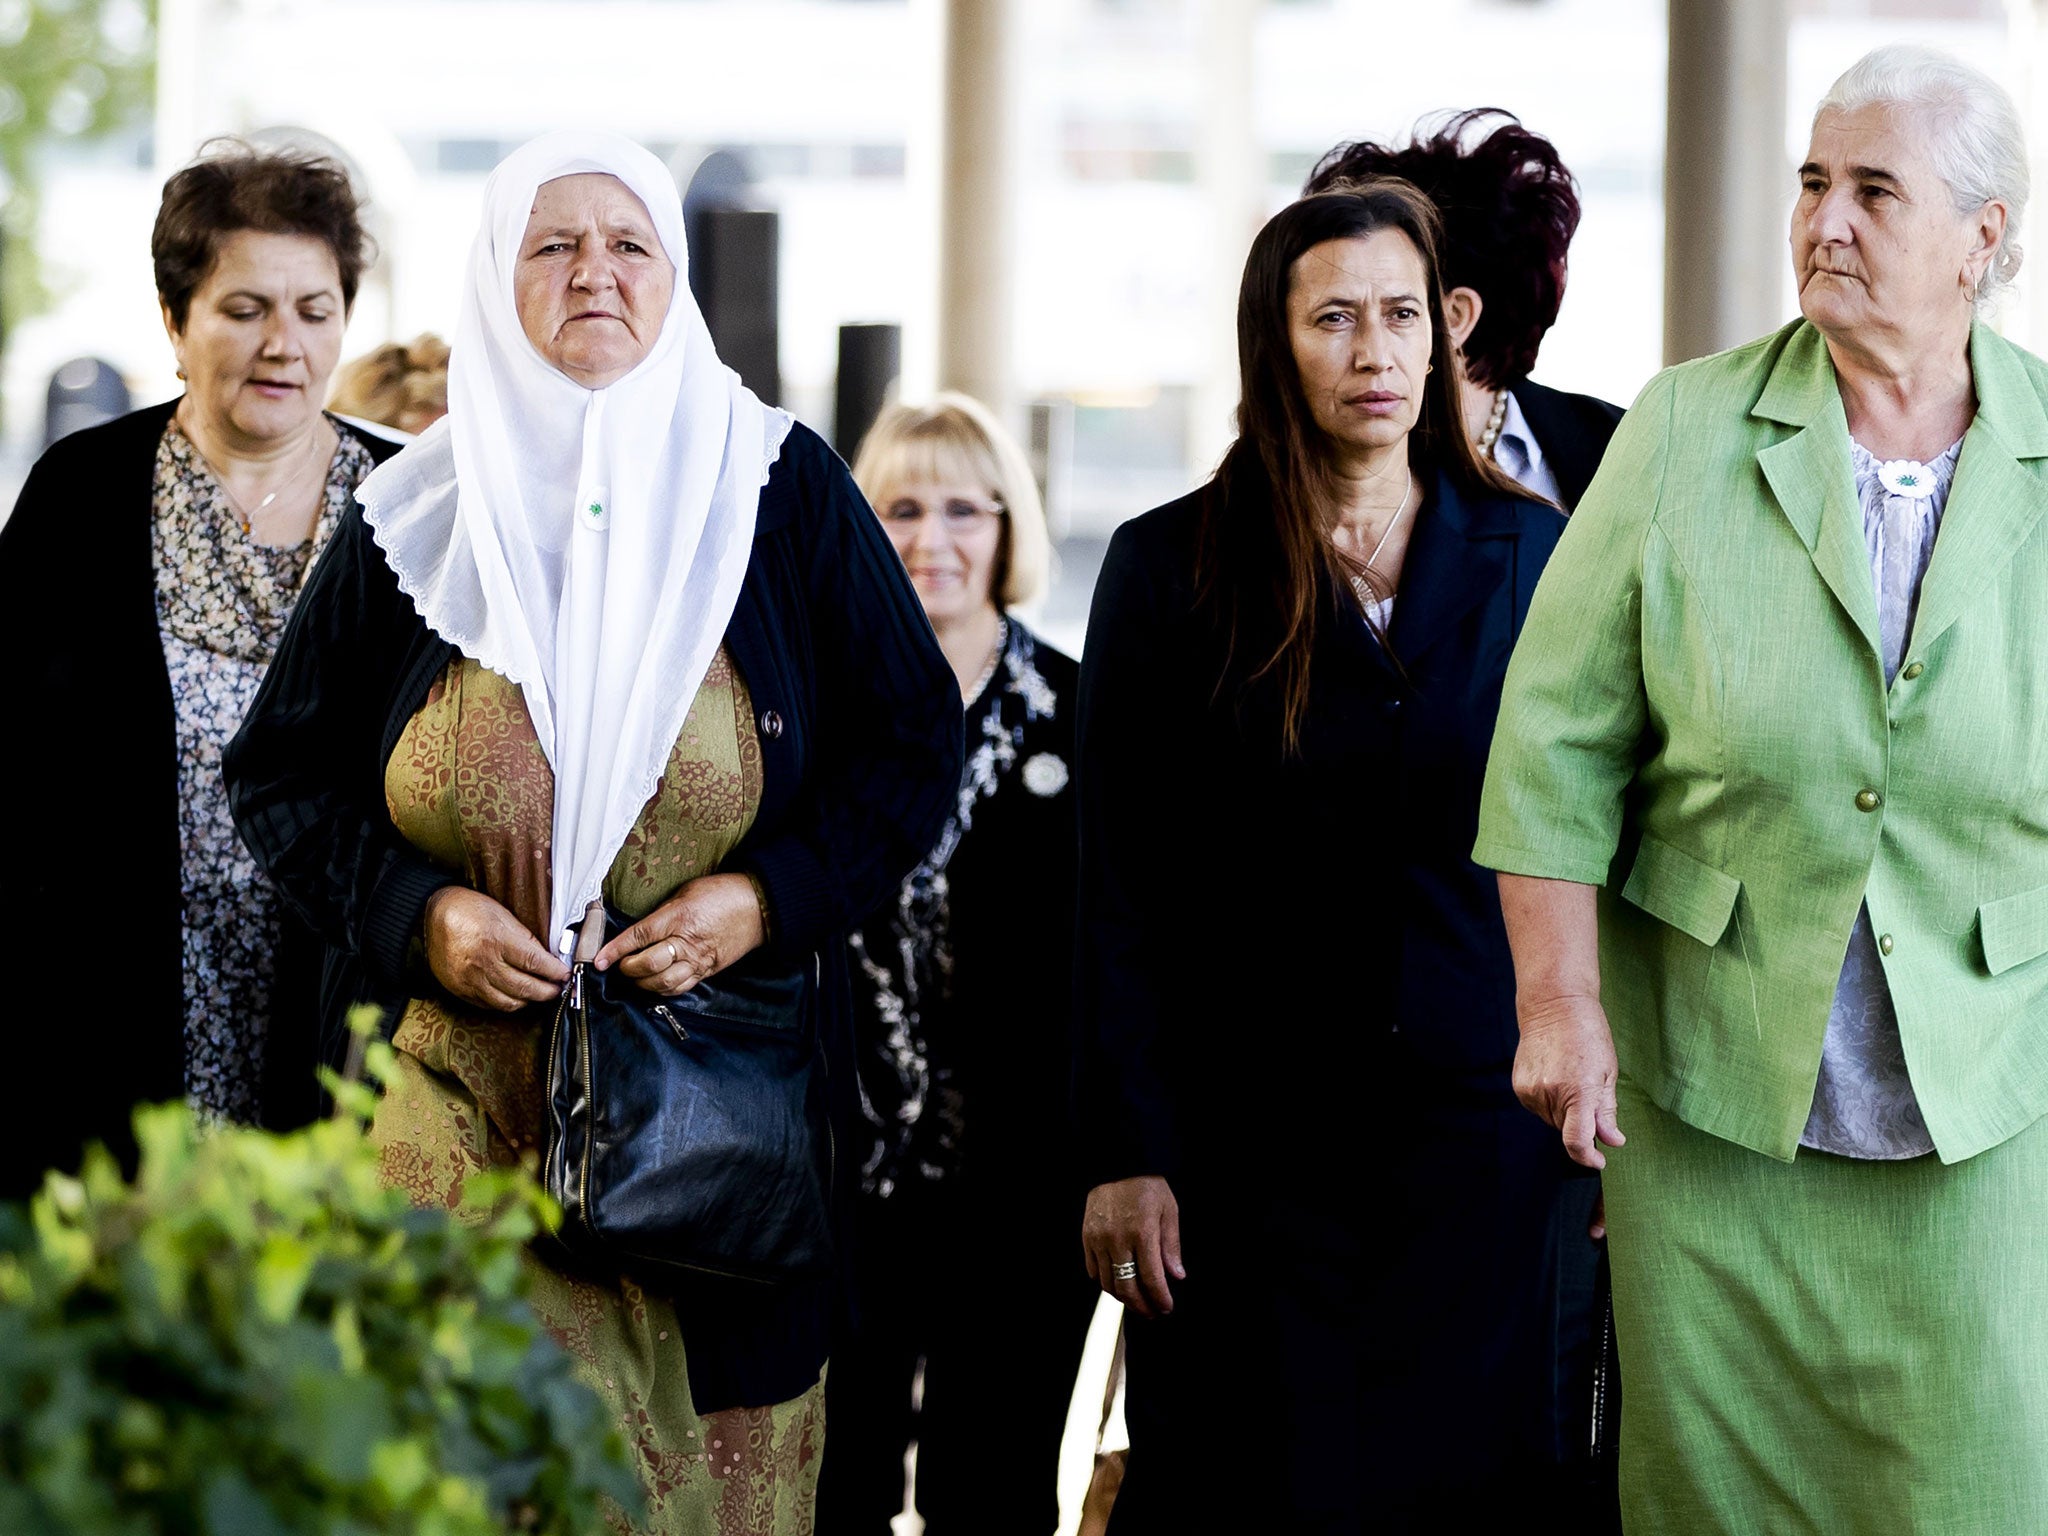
[1475,318,2048,1163]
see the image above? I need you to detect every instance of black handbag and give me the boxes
[541,917,833,1287]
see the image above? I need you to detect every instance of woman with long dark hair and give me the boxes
[1074,182,1578,1530]
[1306,109,1622,511]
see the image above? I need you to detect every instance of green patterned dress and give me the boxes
[371,652,823,1536]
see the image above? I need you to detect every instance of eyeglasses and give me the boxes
[877,496,1006,535]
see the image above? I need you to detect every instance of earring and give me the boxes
[175,364,187,381]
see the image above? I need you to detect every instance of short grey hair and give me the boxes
[1816,43,2028,303]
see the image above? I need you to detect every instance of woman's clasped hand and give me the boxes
[421,886,569,1011]
[593,874,767,992]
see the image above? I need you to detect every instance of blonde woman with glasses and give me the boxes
[817,394,1096,1535]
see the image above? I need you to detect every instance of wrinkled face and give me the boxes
[514,173,675,389]
[872,478,1005,628]
[1287,229,1433,460]
[165,229,347,446]
[1793,104,1991,343]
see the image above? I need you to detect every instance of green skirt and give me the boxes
[1603,1076,2048,1534]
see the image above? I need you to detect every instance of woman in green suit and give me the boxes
[1477,44,2048,1532]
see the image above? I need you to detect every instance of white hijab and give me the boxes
[358,131,793,953]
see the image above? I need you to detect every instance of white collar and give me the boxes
[1495,388,1545,477]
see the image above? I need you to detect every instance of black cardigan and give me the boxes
[1073,466,1566,1191]
[224,419,963,1408]
[0,400,400,1198]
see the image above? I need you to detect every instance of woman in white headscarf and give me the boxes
[226,132,962,1534]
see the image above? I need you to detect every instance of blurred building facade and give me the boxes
[0,0,2023,542]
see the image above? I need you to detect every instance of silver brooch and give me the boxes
[1021,752,1069,797]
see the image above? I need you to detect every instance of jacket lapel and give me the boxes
[1754,324,1882,659]
[1388,468,1516,666]
[1905,323,2048,657]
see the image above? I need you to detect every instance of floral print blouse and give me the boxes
[151,416,375,1122]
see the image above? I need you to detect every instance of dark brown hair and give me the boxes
[153,139,370,329]
[1305,110,1582,391]
[1196,180,1527,754]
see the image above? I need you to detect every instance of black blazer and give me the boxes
[1511,376,1625,511]
[1073,466,1567,1190]
[225,419,963,1409]
[0,401,400,1197]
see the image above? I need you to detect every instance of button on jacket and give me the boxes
[1476,318,2048,1163]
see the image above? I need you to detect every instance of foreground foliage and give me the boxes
[0,1025,643,1535]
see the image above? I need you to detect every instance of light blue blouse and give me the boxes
[1800,435,1963,1159]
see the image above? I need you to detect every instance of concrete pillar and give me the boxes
[1191,0,1263,478]
[937,0,1019,422]
[2012,0,2046,353]
[153,0,205,180]
[1663,0,1790,364]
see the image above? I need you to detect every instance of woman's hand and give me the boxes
[594,872,766,995]
[1083,1176,1185,1320]
[423,885,570,1012]
[1497,874,1625,1170]
[1513,992,1626,1170]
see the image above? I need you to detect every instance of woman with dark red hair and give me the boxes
[1307,109,1622,512]
[1306,114,1627,1529]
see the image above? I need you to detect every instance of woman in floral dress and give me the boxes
[0,141,395,1194]
[227,132,960,1536]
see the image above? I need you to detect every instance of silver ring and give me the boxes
[664,941,678,968]
[1111,1260,1138,1282]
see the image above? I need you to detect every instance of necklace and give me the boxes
[1363,469,1414,572]
[964,616,1009,702]
[1476,389,1509,454]
[1347,470,1414,615]
[182,409,329,535]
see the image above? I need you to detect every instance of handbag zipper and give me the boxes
[544,980,566,1157]
[1591,1290,1613,1459]
[575,964,596,1241]
[812,951,834,1196]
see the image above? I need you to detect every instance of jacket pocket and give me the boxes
[1978,884,2048,976]
[1619,834,1742,947]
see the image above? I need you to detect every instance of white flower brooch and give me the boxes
[1021,752,1069,797]
[1876,459,1938,501]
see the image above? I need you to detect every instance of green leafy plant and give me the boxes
[0,1014,644,1535]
